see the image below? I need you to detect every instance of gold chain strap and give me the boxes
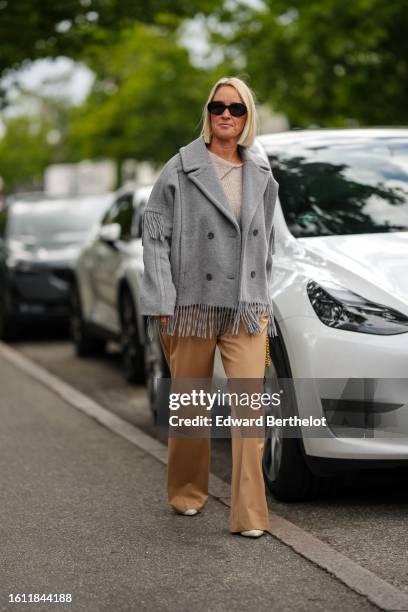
[265,335,271,368]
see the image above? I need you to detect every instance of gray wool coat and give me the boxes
[139,135,279,340]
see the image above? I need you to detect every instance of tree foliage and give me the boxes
[0,0,222,78]
[66,24,222,166]
[212,0,408,126]
[0,115,55,192]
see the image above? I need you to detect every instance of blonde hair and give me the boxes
[200,76,258,148]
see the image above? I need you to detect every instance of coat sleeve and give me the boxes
[265,172,279,288]
[139,163,177,316]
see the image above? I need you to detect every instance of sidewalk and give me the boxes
[0,354,378,612]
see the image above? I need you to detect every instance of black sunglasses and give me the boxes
[207,101,247,117]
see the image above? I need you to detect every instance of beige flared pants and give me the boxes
[158,312,270,533]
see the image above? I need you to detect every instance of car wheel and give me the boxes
[70,286,105,357]
[144,323,170,423]
[262,323,333,501]
[120,289,145,384]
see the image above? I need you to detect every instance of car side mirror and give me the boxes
[99,223,121,244]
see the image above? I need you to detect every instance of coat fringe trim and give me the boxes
[146,301,278,341]
[143,210,165,242]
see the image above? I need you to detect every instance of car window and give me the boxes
[102,193,134,240]
[7,196,112,240]
[101,200,120,226]
[269,138,408,237]
[131,199,147,239]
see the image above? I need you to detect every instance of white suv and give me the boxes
[71,184,152,383]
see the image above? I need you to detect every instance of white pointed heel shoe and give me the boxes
[240,529,264,538]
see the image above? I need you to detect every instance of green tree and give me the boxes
[211,0,408,126]
[0,0,223,82]
[0,115,55,192]
[66,24,222,167]
[0,85,73,192]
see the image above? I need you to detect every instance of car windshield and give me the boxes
[268,137,408,237]
[7,195,113,241]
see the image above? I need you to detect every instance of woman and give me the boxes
[140,76,279,537]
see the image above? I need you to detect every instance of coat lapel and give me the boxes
[179,136,271,237]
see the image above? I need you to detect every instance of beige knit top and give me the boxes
[208,149,244,222]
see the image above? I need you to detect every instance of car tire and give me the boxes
[70,285,105,357]
[262,322,333,502]
[120,289,145,385]
[144,322,170,424]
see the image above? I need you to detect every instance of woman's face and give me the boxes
[209,85,247,143]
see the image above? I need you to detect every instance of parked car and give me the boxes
[248,128,408,501]
[0,193,114,340]
[72,184,154,384]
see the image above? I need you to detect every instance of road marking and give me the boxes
[2,340,408,612]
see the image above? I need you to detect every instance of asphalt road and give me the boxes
[1,351,386,612]
[3,325,408,610]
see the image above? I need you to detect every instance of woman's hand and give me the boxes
[156,315,170,326]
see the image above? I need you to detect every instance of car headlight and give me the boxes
[307,280,408,335]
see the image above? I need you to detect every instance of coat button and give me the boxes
[253,229,258,236]
[250,270,256,278]
[208,232,214,239]
[206,273,212,280]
